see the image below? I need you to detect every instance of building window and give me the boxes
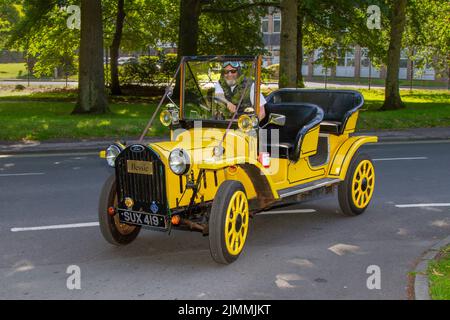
[262,17,269,34]
[399,50,408,69]
[337,48,355,67]
[273,15,281,33]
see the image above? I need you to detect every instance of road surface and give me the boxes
[0,141,449,299]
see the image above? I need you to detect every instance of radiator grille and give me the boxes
[115,145,167,213]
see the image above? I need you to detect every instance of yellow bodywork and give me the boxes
[136,120,378,211]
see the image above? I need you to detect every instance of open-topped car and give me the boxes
[98,55,378,264]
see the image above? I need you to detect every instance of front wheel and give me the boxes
[98,174,140,245]
[209,181,250,264]
[338,152,375,216]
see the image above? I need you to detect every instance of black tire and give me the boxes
[338,152,375,216]
[98,174,140,245]
[209,181,250,264]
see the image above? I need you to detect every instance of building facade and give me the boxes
[261,11,445,82]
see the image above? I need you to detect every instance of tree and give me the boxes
[279,0,297,88]
[73,0,109,114]
[110,0,125,95]
[403,0,450,84]
[296,5,305,88]
[381,0,407,110]
[177,0,202,59]
[0,0,21,48]
[177,0,279,58]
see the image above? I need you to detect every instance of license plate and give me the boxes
[118,209,167,230]
[127,160,153,175]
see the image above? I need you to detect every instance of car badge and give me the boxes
[150,202,159,214]
[130,145,145,153]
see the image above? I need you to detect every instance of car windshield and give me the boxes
[182,57,258,121]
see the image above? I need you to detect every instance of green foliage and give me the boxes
[119,53,177,85]
[0,0,22,47]
[261,63,278,81]
[5,0,79,78]
[26,8,79,78]
[160,53,178,76]
[102,0,179,52]
[404,0,450,78]
[198,0,268,55]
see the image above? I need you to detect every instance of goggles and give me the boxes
[222,61,241,69]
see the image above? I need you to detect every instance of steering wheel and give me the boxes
[211,97,230,120]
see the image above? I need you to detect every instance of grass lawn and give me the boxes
[428,245,450,300]
[0,87,448,141]
[0,63,28,79]
[0,99,168,141]
[306,76,448,88]
[357,89,450,130]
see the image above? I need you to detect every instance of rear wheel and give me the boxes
[98,174,140,245]
[209,181,250,264]
[338,152,375,216]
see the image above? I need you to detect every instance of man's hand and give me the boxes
[227,102,237,113]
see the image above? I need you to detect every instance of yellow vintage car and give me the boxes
[98,56,377,264]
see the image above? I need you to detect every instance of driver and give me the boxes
[214,61,266,120]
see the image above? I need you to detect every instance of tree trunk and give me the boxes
[177,0,202,59]
[73,0,109,114]
[296,4,305,88]
[279,0,297,88]
[174,0,202,97]
[381,0,407,111]
[110,0,126,96]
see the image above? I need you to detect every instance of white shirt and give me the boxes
[214,82,267,107]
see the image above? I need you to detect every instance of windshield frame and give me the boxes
[179,55,262,123]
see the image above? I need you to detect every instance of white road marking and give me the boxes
[11,222,99,232]
[0,152,98,159]
[376,140,450,146]
[258,209,316,215]
[395,203,450,208]
[373,157,428,161]
[0,172,45,177]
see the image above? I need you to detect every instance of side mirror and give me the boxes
[264,113,286,128]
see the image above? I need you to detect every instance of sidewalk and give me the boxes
[1,127,449,155]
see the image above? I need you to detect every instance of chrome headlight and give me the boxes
[169,149,190,175]
[106,144,122,167]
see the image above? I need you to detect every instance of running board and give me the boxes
[278,178,342,198]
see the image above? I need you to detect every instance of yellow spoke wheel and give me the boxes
[338,153,375,216]
[224,191,249,256]
[209,181,250,264]
[351,160,375,209]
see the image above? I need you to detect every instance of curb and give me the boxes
[413,235,450,300]
[0,137,169,155]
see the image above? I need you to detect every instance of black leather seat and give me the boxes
[261,102,323,161]
[266,89,364,135]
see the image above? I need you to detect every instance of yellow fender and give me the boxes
[199,159,280,202]
[328,136,378,179]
